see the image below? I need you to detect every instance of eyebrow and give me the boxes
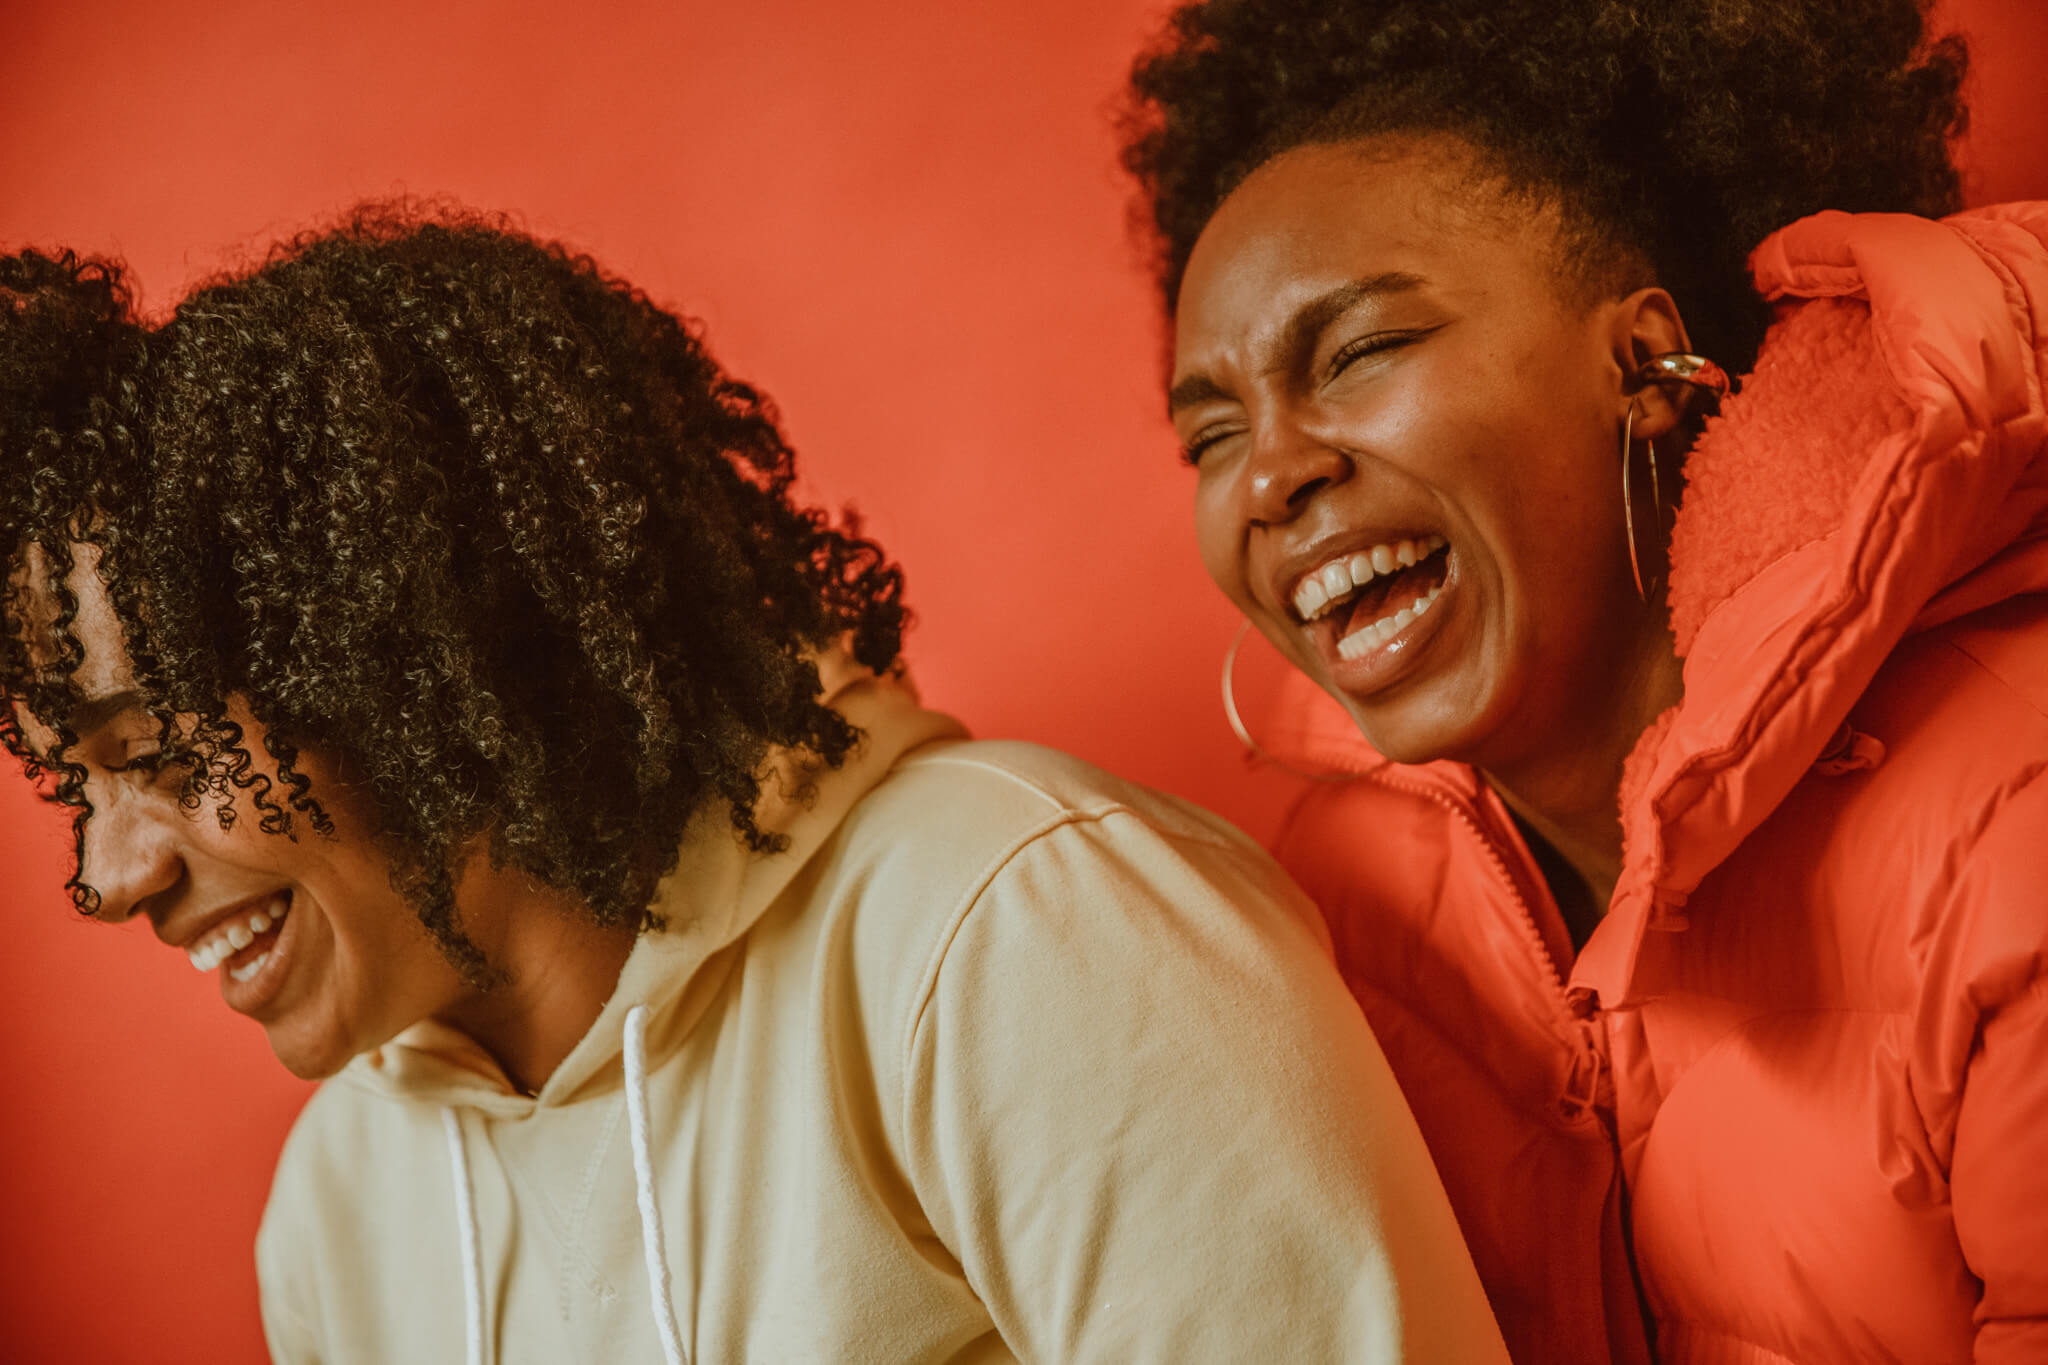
[1167,270,1428,417]
[67,688,146,738]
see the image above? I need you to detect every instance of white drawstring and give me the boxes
[625,1003,689,1365]
[442,1106,486,1365]
[440,1011,684,1364]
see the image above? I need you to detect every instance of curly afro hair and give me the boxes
[1120,0,1970,371]
[1,205,909,978]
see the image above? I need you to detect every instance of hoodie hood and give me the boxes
[339,648,968,1118]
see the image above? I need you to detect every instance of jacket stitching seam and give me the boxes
[1939,635,2048,725]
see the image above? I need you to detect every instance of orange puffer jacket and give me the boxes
[1263,205,2048,1365]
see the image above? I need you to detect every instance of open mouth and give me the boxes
[187,891,292,984]
[1290,534,1451,659]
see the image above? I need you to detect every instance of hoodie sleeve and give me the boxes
[1944,772,2048,1365]
[897,809,1507,1365]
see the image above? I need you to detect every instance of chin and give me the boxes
[265,1023,360,1082]
[1339,671,1513,769]
[1351,718,1467,767]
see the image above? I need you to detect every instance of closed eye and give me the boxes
[1324,327,1437,385]
[1180,423,1243,468]
[111,738,195,785]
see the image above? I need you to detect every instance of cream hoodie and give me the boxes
[256,662,1505,1363]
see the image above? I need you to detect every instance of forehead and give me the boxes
[1173,137,1569,368]
[10,541,134,701]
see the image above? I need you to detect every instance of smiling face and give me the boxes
[1174,135,1684,776]
[12,549,475,1080]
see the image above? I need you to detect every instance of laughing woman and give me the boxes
[1121,2,2048,1363]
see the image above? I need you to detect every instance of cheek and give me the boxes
[186,797,288,867]
[1433,362,1619,575]
[1191,476,1251,604]
[1492,417,1627,584]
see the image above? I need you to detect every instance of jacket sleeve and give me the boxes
[896,810,1508,1364]
[1943,774,2048,1365]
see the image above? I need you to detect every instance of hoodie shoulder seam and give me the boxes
[894,805,1103,1180]
[894,746,1081,816]
[892,800,1242,1163]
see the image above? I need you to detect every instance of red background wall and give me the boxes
[1,3,2042,1360]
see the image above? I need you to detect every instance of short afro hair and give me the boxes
[1,205,909,978]
[1120,0,1969,370]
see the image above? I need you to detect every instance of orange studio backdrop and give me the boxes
[1,3,2043,1361]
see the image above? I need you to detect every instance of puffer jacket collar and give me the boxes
[1583,205,2048,1004]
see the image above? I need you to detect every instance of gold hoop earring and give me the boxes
[1620,400,1663,603]
[1621,351,1731,604]
[1220,620,1355,784]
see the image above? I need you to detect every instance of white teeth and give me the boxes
[1338,582,1446,661]
[185,894,290,973]
[1296,576,1331,618]
[1290,533,1450,624]
[229,952,270,984]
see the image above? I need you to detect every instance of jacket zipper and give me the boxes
[1306,754,1610,1125]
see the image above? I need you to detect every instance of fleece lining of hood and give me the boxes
[1664,298,1918,656]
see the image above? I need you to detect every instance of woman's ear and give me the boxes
[1608,287,1694,440]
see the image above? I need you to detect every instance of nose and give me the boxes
[1245,419,1351,525]
[78,785,183,924]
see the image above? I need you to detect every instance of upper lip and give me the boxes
[158,890,288,953]
[1267,523,1443,621]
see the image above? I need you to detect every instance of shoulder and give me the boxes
[1859,595,2048,843]
[880,740,1331,990]
[258,1072,440,1271]
[813,736,1330,1018]
[821,738,1289,921]
[797,738,1337,1144]
[1820,598,2048,1008]
[255,1076,407,1338]
[864,737,1264,852]
[257,1073,468,1361]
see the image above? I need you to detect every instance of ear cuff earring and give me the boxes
[1622,352,1731,603]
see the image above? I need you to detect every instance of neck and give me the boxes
[435,861,640,1095]
[1482,616,1683,923]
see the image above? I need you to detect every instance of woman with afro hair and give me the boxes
[0,208,1512,1362]
[1124,0,2048,1361]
